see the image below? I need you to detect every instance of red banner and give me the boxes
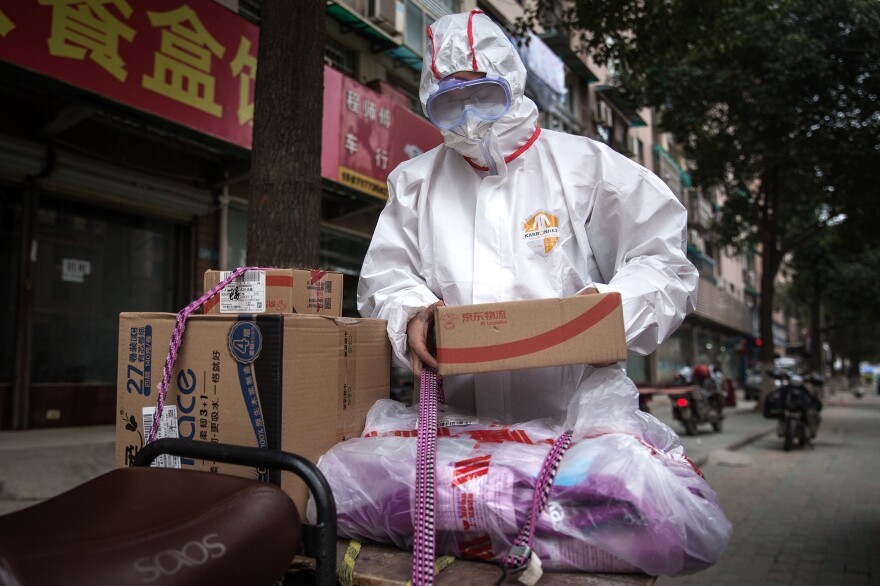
[322,65,442,200]
[0,1,441,198]
[322,68,443,199]
[0,0,259,148]
[336,74,397,199]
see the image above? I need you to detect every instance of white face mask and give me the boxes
[438,96,541,177]
[447,116,494,141]
[442,120,504,175]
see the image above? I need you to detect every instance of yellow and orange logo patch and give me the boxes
[522,211,559,255]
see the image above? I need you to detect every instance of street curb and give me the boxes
[725,427,776,452]
[691,452,710,468]
[689,425,776,469]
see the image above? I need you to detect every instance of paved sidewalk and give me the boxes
[0,424,115,515]
[656,387,880,585]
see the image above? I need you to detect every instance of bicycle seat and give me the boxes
[0,465,301,586]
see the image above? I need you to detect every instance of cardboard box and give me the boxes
[434,293,626,376]
[116,312,390,512]
[202,269,343,316]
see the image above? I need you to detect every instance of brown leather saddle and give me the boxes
[0,439,336,586]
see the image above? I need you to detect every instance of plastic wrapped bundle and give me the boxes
[313,370,731,576]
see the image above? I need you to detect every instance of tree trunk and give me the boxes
[247,0,325,267]
[757,161,783,407]
[758,246,778,403]
[809,278,823,374]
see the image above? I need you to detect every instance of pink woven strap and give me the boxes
[412,366,441,585]
[501,430,574,572]
[436,373,446,404]
[146,266,272,445]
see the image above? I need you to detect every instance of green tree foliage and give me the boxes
[784,228,880,374]
[521,0,880,369]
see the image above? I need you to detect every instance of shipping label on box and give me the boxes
[434,293,627,376]
[116,312,390,512]
[218,270,266,313]
[202,269,343,316]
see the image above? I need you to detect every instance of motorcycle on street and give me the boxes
[670,365,725,436]
[763,371,823,451]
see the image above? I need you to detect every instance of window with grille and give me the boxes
[629,135,644,163]
[325,37,355,77]
[404,0,458,56]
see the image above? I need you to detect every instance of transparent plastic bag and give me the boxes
[310,369,731,576]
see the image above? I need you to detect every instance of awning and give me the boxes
[594,85,647,128]
[326,1,422,71]
[0,134,214,221]
[537,28,599,84]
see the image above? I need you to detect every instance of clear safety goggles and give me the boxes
[425,77,512,130]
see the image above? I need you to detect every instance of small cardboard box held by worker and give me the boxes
[434,292,627,376]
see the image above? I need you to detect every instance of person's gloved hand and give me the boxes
[577,287,616,368]
[407,300,445,372]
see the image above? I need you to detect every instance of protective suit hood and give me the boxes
[419,10,539,172]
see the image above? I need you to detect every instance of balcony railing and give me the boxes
[687,191,714,230]
[693,277,751,335]
[687,245,716,285]
[653,144,692,202]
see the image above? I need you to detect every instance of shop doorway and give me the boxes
[25,196,189,427]
[0,190,22,428]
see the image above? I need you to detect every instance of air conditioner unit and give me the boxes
[368,0,405,36]
[593,101,613,127]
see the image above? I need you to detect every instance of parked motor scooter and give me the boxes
[670,371,725,436]
[763,371,823,451]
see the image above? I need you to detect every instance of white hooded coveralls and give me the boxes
[357,11,698,424]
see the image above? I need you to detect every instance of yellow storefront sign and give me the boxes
[338,167,388,200]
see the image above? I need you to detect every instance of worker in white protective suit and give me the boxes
[357,10,698,424]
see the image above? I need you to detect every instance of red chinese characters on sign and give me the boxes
[0,0,257,148]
